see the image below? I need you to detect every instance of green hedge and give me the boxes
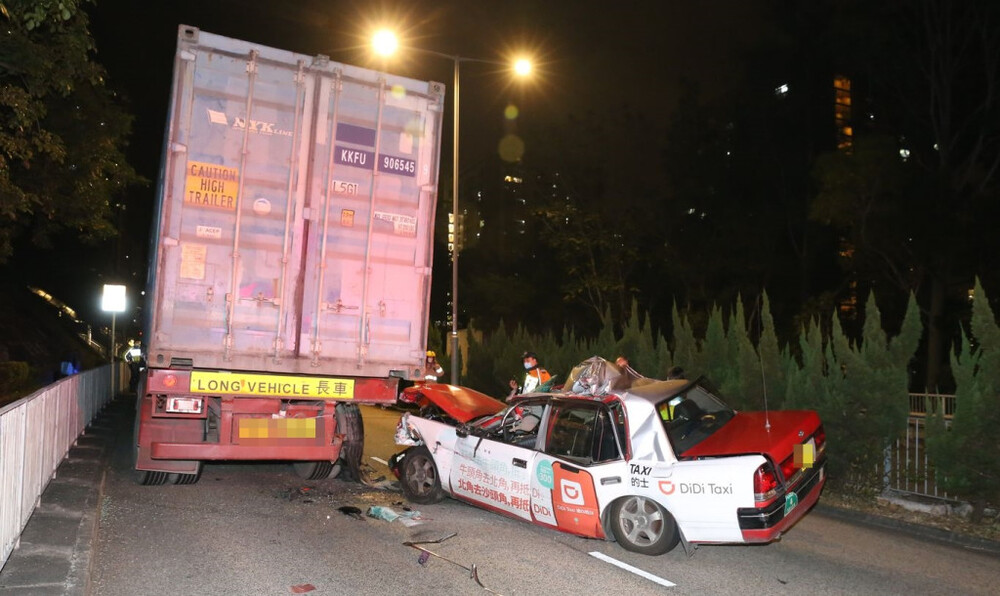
[463,290,922,493]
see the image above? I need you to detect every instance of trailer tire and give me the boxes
[336,403,364,482]
[292,461,341,480]
[168,463,203,485]
[133,400,169,486]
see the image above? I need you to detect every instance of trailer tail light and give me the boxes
[162,374,178,388]
[166,397,203,414]
[753,463,780,502]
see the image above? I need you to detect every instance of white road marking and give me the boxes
[588,551,676,587]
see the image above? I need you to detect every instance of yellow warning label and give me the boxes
[185,161,238,210]
[190,371,355,399]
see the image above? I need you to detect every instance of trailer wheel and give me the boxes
[292,461,341,480]
[133,400,169,486]
[336,403,364,481]
[168,463,203,485]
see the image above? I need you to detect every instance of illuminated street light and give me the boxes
[372,30,532,385]
[371,29,398,56]
[101,284,126,397]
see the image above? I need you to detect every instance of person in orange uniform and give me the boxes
[508,351,551,398]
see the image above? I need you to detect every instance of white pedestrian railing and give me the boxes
[0,366,116,568]
[882,393,957,501]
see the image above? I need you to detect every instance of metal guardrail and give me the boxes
[0,365,118,568]
[908,392,956,418]
[882,393,958,501]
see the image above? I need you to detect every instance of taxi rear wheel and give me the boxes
[399,446,445,504]
[610,495,680,555]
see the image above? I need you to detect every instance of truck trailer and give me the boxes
[134,26,445,484]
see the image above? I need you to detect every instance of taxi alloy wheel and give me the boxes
[610,495,680,555]
[399,446,445,504]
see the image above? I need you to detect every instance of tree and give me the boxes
[785,293,921,489]
[519,108,669,330]
[927,278,1000,522]
[816,0,1000,390]
[0,0,142,262]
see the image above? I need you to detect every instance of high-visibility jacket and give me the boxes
[522,367,552,393]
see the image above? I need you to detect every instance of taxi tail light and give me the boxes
[165,396,204,414]
[753,463,780,502]
[779,455,797,483]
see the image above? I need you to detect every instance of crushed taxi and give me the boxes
[390,357,826,555]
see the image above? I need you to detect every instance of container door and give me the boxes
[300,72,441,372]
[155,44,311,366]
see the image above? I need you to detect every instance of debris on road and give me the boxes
[403,533,503,595]
[367,505,426,526]
[290,583,316,593]
[337,505,365,520]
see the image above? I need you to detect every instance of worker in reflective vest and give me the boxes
[508,351,551,398]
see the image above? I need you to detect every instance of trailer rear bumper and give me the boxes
[151,437,343,461]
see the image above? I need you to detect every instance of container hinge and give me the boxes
[222,334,234,362]
[179,50,196,62]
[246,50,259,74]
[323,299,359,313]
[240,293,276,307]
[171,143,188,153]
[310,340,322,367]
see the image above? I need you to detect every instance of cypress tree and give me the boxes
[758,291,787,409]
[671,302,699,376]
[927,278,1000,522]
[701,304,730,389]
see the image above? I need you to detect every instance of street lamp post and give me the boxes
[450,56,460,385]
[101,284,127,398]
[371,31,531,385]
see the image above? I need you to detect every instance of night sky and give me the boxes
[12,0,773,326]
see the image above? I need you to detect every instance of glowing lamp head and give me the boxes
[372,29,398,57]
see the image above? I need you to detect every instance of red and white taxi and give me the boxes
[391,357,826,555]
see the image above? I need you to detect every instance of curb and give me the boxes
[814,503,1000,556]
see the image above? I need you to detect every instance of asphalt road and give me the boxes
[89,405,1000,595]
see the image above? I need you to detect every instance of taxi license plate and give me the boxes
[784,491,799,515]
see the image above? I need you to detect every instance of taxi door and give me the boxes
[529,402,625,539]
[447,408,541,521]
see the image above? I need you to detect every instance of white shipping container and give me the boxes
[146,26,445,380]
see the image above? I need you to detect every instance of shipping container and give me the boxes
[133,25,444,484]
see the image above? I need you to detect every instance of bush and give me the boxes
[0,361,31,400]
[927,278,1000,522]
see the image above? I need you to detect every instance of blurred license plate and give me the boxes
[239,418,316,439]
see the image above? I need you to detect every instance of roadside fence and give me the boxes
[882,393,957,501]
[0,365,118,568]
